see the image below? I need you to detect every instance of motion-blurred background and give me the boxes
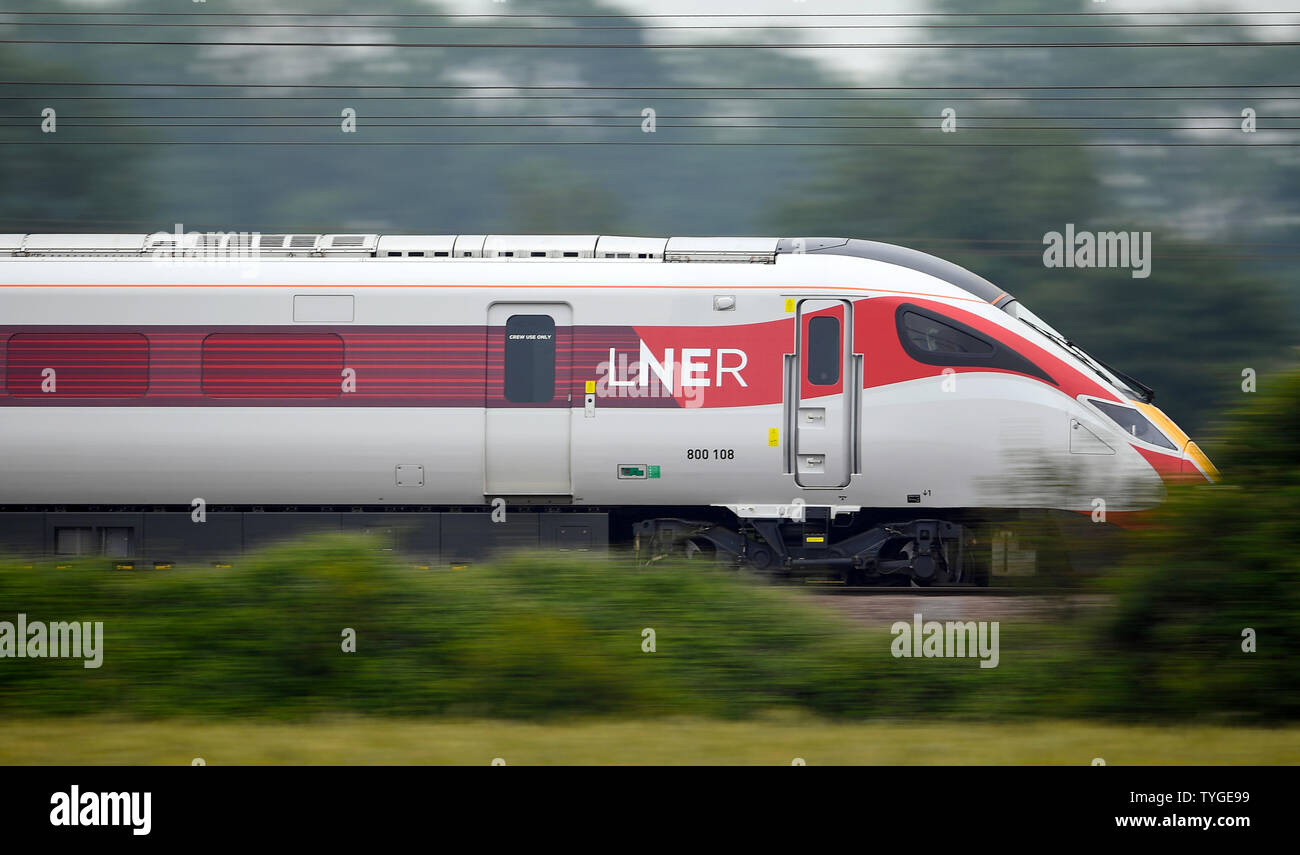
[0,1,1297,763]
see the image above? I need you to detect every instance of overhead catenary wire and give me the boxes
[0,12,1290,262]
[3,80,1293,103]
[2,38,1297,49]
[3,20,1300,30]
[0,114,1289,120]
[3,123,1288,130]
[0,84,1286,131]
[0,17,1292,201]
[4,81,1296,89]
[5,140,1295,147]
[3,96,1298,101]
[1,9,1296,18]
[1,83,1294,102]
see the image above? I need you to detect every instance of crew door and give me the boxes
[485,303,573,495]
[787,299,859,488]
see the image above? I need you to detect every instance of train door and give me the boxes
[485,303,573,495]
[786,299,860,488]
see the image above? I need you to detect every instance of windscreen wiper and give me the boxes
[1018,319,1153,402]
[1060,337,1154,404]
[1086,354,1154,403]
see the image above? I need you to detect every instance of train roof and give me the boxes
[0,233,1012,306]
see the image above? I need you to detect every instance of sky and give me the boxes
[432,0,1299,79]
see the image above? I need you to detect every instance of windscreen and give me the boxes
[1003,300,1148,402]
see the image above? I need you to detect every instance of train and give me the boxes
[0,232,1217,584]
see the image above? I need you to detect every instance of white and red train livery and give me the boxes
[0,233,1216,582]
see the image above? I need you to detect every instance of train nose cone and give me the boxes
[1181,440,1220,483]
[1131,402,1218,484]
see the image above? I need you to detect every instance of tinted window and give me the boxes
[1091,400,1177,449]
[902,312,994,355]
[202,333,344,398]
[504,314,556,402]
[6,333,149,397]
[806,315,840,386]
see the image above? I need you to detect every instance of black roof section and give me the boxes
[776,237,1012,306]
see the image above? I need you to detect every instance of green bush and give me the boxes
[1082,370,1300,721]
[0,536,1080,720]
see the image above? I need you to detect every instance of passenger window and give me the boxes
[504,314,556,402]
[6,332,149,397]
[901,311,994,356]
[806,315,841,386]
[202,333,344,398]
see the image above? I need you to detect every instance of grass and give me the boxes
[1,717,1297,765]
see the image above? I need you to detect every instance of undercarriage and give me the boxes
[634,512,983,586]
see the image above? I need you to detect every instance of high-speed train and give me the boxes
[0,232,1216,583]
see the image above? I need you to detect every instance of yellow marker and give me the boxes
[585,380,596,394]
[768,428,779,447]
[805,536,825,544]
[784,298,796,313]
[1134,401,1221,482]
[1184,441,1220,482]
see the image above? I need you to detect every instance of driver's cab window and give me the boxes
[901,311,993,355]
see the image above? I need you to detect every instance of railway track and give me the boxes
[806,584,1073,596]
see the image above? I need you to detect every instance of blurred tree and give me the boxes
[500,157,627,234]
[1022,242,1295,430]
[1094,370,1300,720]
[1,0,835,235]
[0,46,152,230]
[774,128,1101,258]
